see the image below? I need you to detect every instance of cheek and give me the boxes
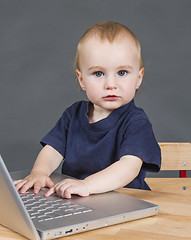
[83,83,97,99]
[84,80,101,96]
[121,81,137,97]
[85,88,99,102]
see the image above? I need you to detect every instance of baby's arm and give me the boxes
[85,155,143,193]
[14,145,63,194]
[45,155,143,198]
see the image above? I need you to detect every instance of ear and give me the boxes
[76,69,86,91]
[136,68,144,89]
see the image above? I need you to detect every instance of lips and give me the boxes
[103,95,119,101]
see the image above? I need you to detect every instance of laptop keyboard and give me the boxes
[20,191,93,222]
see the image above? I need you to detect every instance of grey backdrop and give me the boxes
[0,0,190,177]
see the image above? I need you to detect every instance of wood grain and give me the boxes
[158,142,191,170]
[146,178,191,194]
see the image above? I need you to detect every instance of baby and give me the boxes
[14,21,161,199]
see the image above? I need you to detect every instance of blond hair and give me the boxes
[74,21,144,70]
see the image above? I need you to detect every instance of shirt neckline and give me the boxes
[82,100,135,132]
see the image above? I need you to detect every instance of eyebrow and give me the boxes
[117,65,134,70]
[88,66,103,71]
[88,65,134,71]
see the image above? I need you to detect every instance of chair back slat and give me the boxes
[146,178,191,194]
[159,142,191,170]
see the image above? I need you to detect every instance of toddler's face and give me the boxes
[76,36,144,116]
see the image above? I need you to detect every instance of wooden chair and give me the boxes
[146,142,191,194]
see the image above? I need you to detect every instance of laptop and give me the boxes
[0,155,158,240]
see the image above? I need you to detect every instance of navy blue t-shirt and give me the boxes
[41,100,161,190]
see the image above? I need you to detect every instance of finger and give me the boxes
[14,179,24,185]
[55,182,71,197]
[45,187,55,197]
[64,182,89,198]
[65,185,84,198]
[14,180,28,191]
[64,188,72,199]
[20,180,35,193]
[54,180,72,192]
[46,178,55,189]
[57,183,76,199]
[33,182,42,194]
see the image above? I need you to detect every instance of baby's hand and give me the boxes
[45,178,90,199]
[14,172,55,194]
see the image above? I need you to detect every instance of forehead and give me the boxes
[78,35,140,68]
[79,33,138,51]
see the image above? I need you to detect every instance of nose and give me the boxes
[104,75,117,90]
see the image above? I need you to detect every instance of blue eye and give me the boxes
[118,70,128,76]
[93,71,104,77]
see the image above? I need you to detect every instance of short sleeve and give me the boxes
[119,118,161,172]
[40,109,72,157]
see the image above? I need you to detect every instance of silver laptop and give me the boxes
[0,155,158,240]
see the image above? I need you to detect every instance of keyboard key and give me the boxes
[20,190,93,222]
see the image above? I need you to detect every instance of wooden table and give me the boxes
[0,188,190,240]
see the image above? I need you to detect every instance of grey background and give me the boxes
[0,0,190,177]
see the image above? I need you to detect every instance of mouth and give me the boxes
[103,95,120,101]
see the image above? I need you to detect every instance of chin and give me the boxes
[102,102,122,111]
